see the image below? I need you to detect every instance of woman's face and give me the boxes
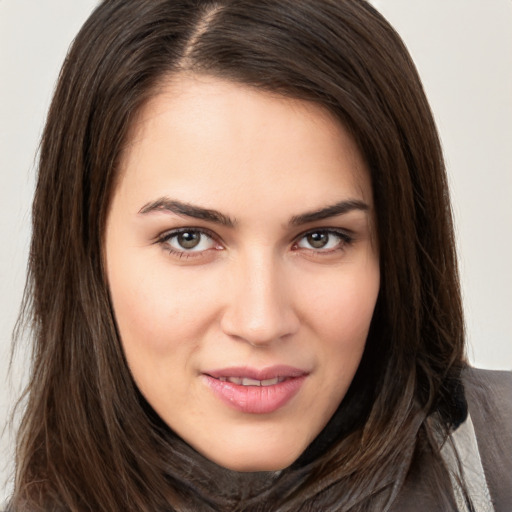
[105,75,380,471]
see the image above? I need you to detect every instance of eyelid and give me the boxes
[292,227,354,252]
[155,226,220,243]
[153,226,354,260]
[155,226,224,258]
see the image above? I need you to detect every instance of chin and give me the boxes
[205,443,303,473]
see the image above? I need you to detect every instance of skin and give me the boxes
[105,74,380,471]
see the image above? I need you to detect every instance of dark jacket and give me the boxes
[393,368,512,511]
[168,368,512,511]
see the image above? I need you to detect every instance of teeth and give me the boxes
[260,377,280,386]
[218,376,284,386]
[242,377,261,386]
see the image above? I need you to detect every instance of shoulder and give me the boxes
[463,366,512,397]
[462,367,512,511]
[463,367,512,439]
[391,367,512,511]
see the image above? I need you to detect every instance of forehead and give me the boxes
[116,74,373,216]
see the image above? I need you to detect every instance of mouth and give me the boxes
[202,366,308,414]
[216,376,287,386]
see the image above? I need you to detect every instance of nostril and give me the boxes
[220,309,300,347]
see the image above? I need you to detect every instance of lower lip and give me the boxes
[203,375,307,414]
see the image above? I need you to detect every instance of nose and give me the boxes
[220,252,300,346]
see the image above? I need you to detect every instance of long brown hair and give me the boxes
[10,0,465,510]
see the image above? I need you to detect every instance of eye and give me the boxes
[295,229,352,251]
[159,228,219,254]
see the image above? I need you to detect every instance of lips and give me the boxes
[217,376,286,386]
[203,366,308,414]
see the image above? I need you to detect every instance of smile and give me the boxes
[203,366,308,414]
[216,376,286,386]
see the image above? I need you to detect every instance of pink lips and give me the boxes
[203,365,308,414]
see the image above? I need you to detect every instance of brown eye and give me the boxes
[306,232,329,249]
[177,231,201,249]
[296,230,351,251]
[162,229,217,253]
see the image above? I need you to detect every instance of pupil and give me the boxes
[178,232,200,249]
[308,232,328,249]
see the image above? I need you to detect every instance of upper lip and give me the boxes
[204,365,309,381]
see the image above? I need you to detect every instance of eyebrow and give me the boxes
[138,198,236,227]
[138,197,369,227]
[289,199,369,225]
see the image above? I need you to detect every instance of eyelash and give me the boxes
[292,229,354,254]
[155,227,354,259]
[156,227,221,259]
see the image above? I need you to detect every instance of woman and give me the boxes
[9,0,511,511]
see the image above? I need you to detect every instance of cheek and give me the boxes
[301,258,380,391]
[283,260,379,436]
[107,265,214,409]
[304,264,380,343]
[108,259,219,358]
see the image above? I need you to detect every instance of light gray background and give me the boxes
[1,0,511,504]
